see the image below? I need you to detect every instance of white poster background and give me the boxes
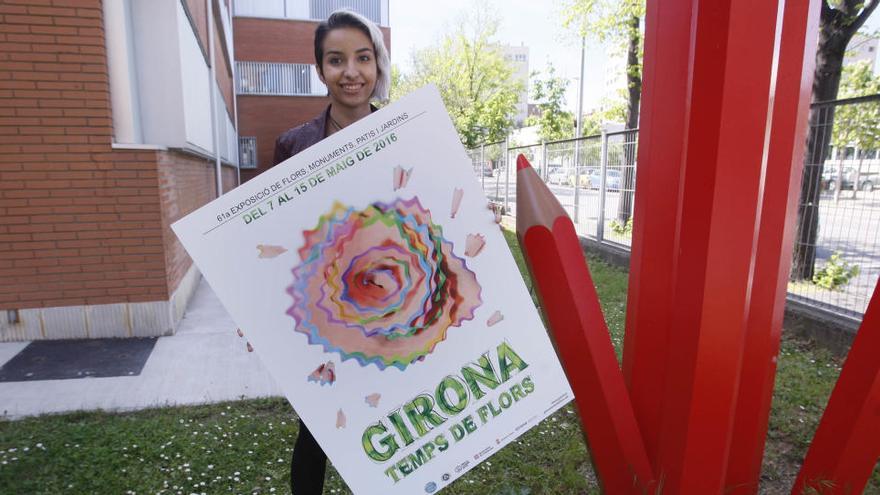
[172,86,573,495]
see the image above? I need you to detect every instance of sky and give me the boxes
[388,1,880,113]
[388,0,611,112]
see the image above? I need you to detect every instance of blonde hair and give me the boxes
[314,9,390,101]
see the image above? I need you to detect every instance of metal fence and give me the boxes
[468,95,880,321]
[235,61,324,96]
[788,95,880,320]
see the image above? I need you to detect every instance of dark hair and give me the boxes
[313,9,390,100]
[314,11,371,69]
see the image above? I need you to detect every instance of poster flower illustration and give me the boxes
[288,197,482,370]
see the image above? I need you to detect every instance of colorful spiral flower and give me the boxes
[287,197,482,370]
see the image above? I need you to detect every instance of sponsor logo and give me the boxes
[454,460,470,473]
[442,473,451,482]
[425,481,437,493]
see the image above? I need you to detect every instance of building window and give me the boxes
[235,0,385,25]
[236,61,326,96]
[309,0,382,24]
[239,137,257,169]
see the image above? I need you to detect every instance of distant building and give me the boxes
[503,45,530,127]
[0,0,239,341]
[233,0,391,182]
[527,103,542,120]
[600,54,627,116]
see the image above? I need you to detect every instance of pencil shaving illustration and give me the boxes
[287,198,482,370]
[465,233,486,257]
[450,188,464,218]
[365,393,381,407]
[256,244,288,259]
[307,361,336,386]
[236,328,244,338]
[336,409,346,429]
[487,310,504,326]
[392,165,413,191]
[246,342,254,352]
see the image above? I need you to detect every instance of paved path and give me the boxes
[0,278,282,419]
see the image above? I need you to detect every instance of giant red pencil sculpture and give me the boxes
[515,154,654,494]
[725,0,820,491]
[793,280,880,495]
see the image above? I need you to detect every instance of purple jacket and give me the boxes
[272,106,330,166]
[272,104,378,166]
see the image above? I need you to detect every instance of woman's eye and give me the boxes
[359,55,372,62]
[327,57,342,65]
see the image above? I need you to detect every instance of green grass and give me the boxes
[0,229,877,494]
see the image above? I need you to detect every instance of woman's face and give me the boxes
[319,27,378,111]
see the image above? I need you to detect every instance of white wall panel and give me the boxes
[130,0,186,147]
[177,0,214,152]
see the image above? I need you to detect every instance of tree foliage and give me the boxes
[562,0,645,224]
[561,0,645,129]
[581,95,627,136]
[395,6,522,147]
[525,64,574,142]
[831,60,880,152]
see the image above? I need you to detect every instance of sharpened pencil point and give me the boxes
[516,154,531,171]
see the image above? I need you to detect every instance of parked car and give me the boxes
[822,166,875,192]
[572,169,624,190]
[566,167,597,188]
[547,165,567,185]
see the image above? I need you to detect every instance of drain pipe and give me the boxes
[207,0,223,197]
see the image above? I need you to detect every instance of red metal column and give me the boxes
[725,0,821,492]
[650,0,782,491]
[622,0,694,469]
[793,281,880,495]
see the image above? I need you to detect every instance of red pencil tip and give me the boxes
[516,154,531,171]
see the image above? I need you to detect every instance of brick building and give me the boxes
[233,0,390,181]
[0,0,239,340]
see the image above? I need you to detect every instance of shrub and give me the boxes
[812,252,860,290]
[609,217,633,237]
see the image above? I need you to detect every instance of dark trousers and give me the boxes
[290,419,328,494]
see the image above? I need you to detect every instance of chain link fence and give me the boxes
[468,95,880,321]
[789,95,880,320]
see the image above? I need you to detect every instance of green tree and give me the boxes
[397,6,522,147]
[580,95,628,137]
[792,0,878,280]
[561,0,644,131]
[829,60,880,199]
[562,0,644,224]
[526,64,574,142]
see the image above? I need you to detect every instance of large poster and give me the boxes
[172,85,573,495]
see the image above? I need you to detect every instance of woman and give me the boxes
[273,9,389,163]
[272,9,390,494]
